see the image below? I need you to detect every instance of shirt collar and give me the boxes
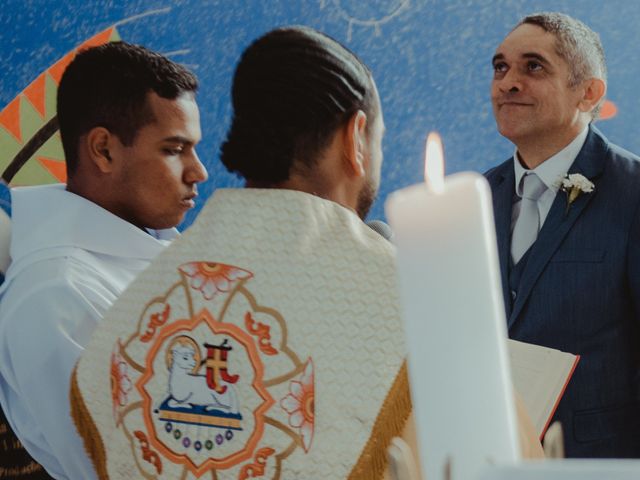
[10,184,178,262]
[513,126,589,196]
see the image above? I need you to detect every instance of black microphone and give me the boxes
[366,219,394,242]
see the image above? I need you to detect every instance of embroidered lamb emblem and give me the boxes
[163,335,241,414]
[113,261,314,478]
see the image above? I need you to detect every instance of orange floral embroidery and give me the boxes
[134,430,163,474]
[110,347,132,417]
[245,312,277,355]
[238,447,275,479]
[179,262,252,300]
[280,358,314,452]
[140,303,171,342]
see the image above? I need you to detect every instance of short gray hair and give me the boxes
[517,12,606,118]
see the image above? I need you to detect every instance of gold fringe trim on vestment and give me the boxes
[348,360,413,480]
[70,365,109,479]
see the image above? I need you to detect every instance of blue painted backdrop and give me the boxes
[1,0,637,227]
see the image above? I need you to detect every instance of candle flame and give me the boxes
[425,132,445,193]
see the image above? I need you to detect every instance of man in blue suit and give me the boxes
[486,12,640,458]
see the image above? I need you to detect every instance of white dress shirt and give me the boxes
[511,126,589,235]
[0,184,177,479]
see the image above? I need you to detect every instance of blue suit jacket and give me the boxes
[485,126,640,457]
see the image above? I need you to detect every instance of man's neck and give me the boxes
[246,172,358,215]
[67,176,151,233]
[65,176,87,198]
[515,122,589,169]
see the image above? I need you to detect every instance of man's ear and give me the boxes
[345,110,368,178]
[578,78,606,114]
[86,127,116,174]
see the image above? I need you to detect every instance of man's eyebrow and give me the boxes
[492,53,505,65]
[492,52,551,66]
[522,52,550,65]
[162,136,194,145]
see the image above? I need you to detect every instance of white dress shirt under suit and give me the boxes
[510,126,589,235]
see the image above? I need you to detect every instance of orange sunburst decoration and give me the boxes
[0,26,119,186]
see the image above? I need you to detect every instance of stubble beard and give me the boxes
[356,178,377,220]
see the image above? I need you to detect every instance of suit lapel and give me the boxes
[488,161,515,318]
[508,127,608,328]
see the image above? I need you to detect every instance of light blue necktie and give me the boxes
[511,172,547,264]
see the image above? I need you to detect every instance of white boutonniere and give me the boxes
[560,173,594,215]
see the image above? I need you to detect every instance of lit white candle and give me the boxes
[386,133,520,480]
